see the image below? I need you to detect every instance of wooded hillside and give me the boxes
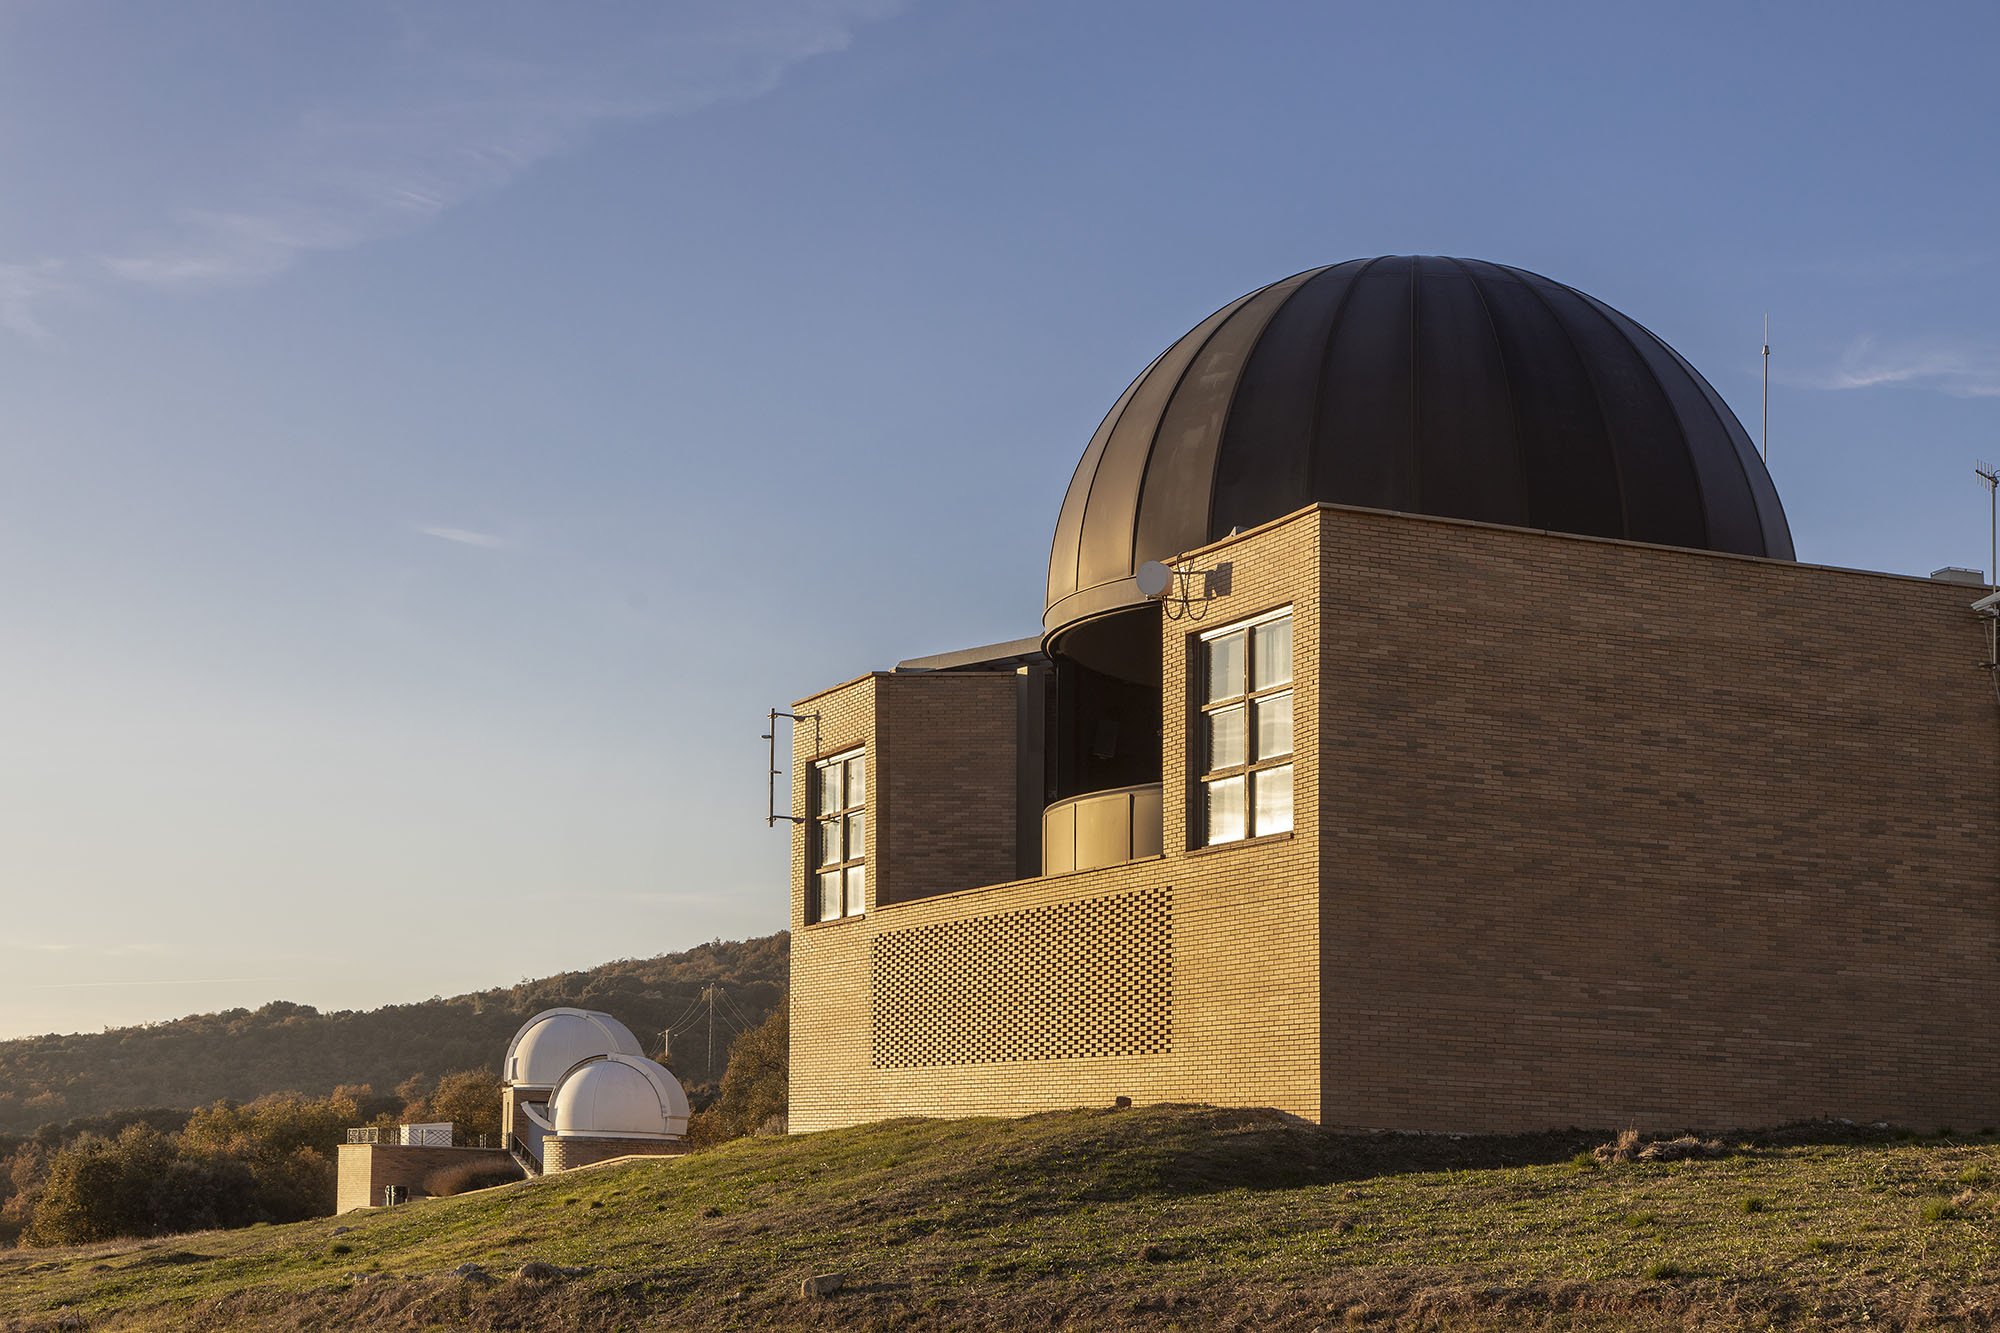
[0,933,786,1135]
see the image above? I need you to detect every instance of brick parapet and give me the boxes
[541,1138,688,1172]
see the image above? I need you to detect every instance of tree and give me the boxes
[687,1008,787,1146]
[426,1069,501,1140]
[174,1092,348,1224]
[0,1144,49,1247]
[146,1153,258,1234]
[25,1136,135,1245]
[393,1073,433,1123]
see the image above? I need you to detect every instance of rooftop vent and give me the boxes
[1931,567,1987,586]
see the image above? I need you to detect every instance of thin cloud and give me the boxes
[4,1,906,328]
[562,891,729,907]
[26,976,283,990]
[1808,335,2000,398]
[6,940,169,957]
[418,525,505,548]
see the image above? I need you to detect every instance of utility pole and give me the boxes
[707,984,717,1082]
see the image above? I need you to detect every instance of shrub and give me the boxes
[1738,1196,1766,1214]
[1959,1163,1994,1187]
[423,1160,521,1197]
[148,1153,259,1233]
[22,1138,130,1245]
[1921,1198,1959,1223]
[1643,1259,1682,1280]
[1620,1211,1656,1228]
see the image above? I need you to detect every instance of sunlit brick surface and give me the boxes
[870,887,1172,1067]
[790,505,2000,1134]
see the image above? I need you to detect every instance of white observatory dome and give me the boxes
[504,1008,645,1090]
[550,1054,690,1139]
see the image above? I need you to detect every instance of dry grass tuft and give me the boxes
[1595,1127,1644,1162]
[1595,1129,1725,1164]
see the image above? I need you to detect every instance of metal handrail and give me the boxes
[344,1127,498,1149]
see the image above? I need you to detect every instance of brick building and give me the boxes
[786,257,2000,1135]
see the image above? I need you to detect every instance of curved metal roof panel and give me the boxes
[1045,256,1794,636]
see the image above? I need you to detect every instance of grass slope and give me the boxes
[4,1106,2000,1331]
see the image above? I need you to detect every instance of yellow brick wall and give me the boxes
[335,1143,375,1214]
[788,516,1323,1131]
[1311,504,2000,1132]
[790,502,2000,1136]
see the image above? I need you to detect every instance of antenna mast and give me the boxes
[1761,314,1770,463]
[1978,461,1999,588]
[763,709,819,826]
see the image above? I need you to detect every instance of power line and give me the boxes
[663,983,752,1080]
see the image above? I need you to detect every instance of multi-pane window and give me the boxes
[813,748,866,921]
[1199,610,1293,845]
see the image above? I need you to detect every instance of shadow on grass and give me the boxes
[840,1106,1983,1211]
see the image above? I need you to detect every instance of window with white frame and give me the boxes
[813,748,866,920]
[1198,609,1293,845]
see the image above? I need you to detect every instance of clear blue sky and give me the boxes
[4,0,1997,1038]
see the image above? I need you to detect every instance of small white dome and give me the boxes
[550,1054,690,1139]
[504,1008,645,1089]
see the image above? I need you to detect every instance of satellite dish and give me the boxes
[1135,560,1172,599]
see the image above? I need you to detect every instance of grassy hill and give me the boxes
[0,934,787,1136]
[4,1106,1999,1331]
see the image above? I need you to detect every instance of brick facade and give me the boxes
[1315,505,2000,1132]
[790,516,1321,1129]
[790,504,2000,1134]
[875,672,1025,903]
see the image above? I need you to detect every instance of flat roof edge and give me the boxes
[894,636,1046,673]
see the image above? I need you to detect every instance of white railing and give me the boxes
[345,1122,462,1147]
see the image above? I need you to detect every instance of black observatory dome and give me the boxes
[1045,256,1794,638]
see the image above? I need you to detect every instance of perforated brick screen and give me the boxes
[869,888,1173,1067]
